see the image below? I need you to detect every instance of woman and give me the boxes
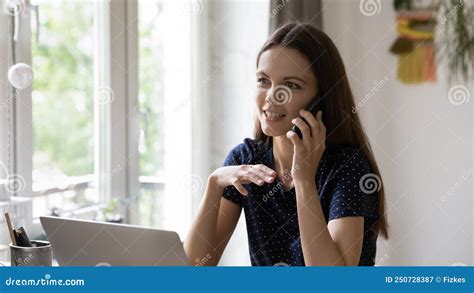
[184,21,389,266]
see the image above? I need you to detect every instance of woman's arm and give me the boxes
[295,181,364,266]
[212,197,242,265]
[288,110,364,266]
[183,175,241,266]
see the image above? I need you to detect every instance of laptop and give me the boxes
[40,216,190,266]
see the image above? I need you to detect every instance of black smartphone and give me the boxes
[291,96,324,139]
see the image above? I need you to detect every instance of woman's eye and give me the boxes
[257,77,269,84]
[285,82,300,89]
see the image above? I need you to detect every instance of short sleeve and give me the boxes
[220,139,255,207]
[328,148,379,221]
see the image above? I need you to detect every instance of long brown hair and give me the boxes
[255,21,389,239]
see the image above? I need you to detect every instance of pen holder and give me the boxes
[10,240,52,267]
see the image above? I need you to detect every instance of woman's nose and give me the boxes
[265,88,276,104]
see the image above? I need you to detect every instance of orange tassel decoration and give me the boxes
[389,2,438,84]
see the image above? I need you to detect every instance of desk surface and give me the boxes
[0,260,59,266]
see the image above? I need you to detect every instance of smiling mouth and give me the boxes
[264,110,286,120]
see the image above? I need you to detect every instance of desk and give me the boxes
[0,260,59,266]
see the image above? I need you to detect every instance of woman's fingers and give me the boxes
[232,179,248,196]
[254,164,276,176]
[316,111,325,130]
[299,110,319,132]
[251,165,275,183]
[239,167,266,186]
[286,130,303,149]
[233,172,262,195]
[299,110,325,144]
[242,172,263,186]
[243,170,272,186]
[229,165,277,195]
[292,117,311,140]
[249,170,268,185]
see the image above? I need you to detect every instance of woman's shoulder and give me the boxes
[229,137,266,154]
[224,138,269,166]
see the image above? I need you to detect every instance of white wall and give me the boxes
[206,0,269,265]
[322,0,472,265]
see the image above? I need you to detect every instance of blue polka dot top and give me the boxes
[221,138,380,266]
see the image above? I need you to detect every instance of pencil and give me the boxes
[4,213,17,246]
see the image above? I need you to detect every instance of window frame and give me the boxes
[0,0,34,232]
[0,6,12,201]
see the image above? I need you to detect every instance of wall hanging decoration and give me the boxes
[390,0,474,84]
[390,0,438,84]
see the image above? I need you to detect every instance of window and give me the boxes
[30,0,98,219]
[0,0,202,261]
[136,0,197,238]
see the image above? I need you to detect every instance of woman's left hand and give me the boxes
[286,110,326,183]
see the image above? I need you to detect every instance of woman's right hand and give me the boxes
[209,164,276,196]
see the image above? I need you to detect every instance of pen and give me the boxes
[4,213,17,246]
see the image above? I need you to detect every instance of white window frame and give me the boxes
[0,5,12,200]
[0,0,34,233]
[191,0,211,216]
[94,0,140,224]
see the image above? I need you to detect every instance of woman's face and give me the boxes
[256,46,317,138]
